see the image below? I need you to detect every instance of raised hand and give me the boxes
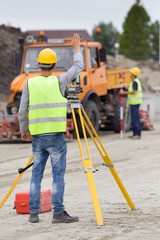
[72,33,80,53]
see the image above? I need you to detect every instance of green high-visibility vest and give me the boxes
[28,76,68,135]
[128,78,143,105]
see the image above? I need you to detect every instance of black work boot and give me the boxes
[52,210,79,223]
[29,213,39,223]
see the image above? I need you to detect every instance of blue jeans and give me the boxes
[29,133,67,214]
[130,104,141,136]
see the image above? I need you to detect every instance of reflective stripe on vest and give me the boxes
[28,76,67,135]
[29,116,66,124]
[128,78,143,105]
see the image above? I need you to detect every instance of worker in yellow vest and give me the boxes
[18,34,83,223]
[120,67,143,139]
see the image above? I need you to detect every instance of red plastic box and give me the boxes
[14,189,53,214]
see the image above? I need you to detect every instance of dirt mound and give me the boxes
[107,55,160,93]
[0,25,27,96]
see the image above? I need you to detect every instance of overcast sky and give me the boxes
[0,0,159,34]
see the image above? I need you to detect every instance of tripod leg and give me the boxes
[71,108,103,226]
[0,155,33,209]
[80,108,135,210]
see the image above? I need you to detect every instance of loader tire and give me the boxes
[112,97,131,133]
[76,100,99,138]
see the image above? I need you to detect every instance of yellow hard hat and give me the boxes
[130,67,140,76]
[37,48,57,67]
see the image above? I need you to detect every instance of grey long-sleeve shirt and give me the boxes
[18,51,83,133]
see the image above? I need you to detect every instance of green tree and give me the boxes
[149,21,160,60]
[119,0,151,60]
[92,22,120,55]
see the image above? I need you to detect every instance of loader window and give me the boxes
[23,46,85,72]
[88,48,98,69]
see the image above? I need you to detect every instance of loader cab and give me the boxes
[22,44,86,73]
[85,43,107,97]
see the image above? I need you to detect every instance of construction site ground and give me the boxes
[0,120,160,240]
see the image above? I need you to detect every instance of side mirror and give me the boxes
[14,51,21,75]
[14,38,24,75]
[14,52,19,68]
[18,37,24,46]
[100,48,107,62]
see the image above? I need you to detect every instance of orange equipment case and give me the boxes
[14,189,53,214]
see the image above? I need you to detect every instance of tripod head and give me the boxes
[66,75,83,100]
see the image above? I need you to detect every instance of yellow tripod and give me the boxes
[70,100,135,226]
[0,100,135,226]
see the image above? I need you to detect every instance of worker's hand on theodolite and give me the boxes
[21,130,32,141]
[123,83,129,90]
[72,33,80,53]
[120,90,126,95]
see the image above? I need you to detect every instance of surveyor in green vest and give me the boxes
[120,67,143,139]
[18,33,83,223]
